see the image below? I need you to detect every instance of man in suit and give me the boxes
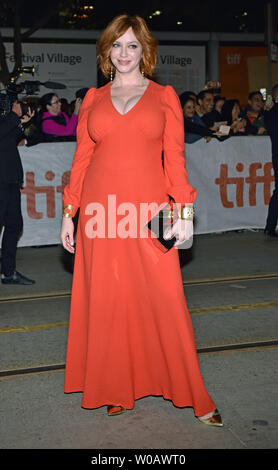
[0,101,36,284]
[264,84,278,237]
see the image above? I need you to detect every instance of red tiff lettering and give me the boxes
[215,162,274,208]
[21,170,70,219]
[214,163,244,208]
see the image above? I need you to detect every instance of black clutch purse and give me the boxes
[145,202,177,253]
[145,202,194,253]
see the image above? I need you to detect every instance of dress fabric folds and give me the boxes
[63,80,216,416]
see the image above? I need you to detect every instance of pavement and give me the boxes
[0,230,278,455]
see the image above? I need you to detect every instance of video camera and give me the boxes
[0,66,66,117]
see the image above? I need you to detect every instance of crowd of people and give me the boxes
[22,87,89,146]
[21,80,271,147]
[179,81,269,144]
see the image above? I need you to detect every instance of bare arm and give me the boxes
[60,217,75,253]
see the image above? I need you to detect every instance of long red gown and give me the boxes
[63,80,216,416]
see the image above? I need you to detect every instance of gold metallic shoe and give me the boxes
[198,408,223,427]
[107,405,126,416]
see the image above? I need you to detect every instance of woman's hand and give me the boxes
[232,118,246,133]
[238,118,246,130]
[264,101,274,111]
[61,217,75,253]
[74,97,82,115]
[164,218,193,247]
[203,80,221,91]
[210,123,221,132]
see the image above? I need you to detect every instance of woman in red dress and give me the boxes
[60,14,223,426]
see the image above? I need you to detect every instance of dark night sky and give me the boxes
[1,0,275,33]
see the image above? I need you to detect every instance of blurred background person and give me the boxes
[39,93,81,141]
[196,90,214,121]
[179,94,215,144]
[75,87,89,101]
[221,99,248,136]
[69,87,89,116]
[264,84,278,237]
[196,90,223,133]
[202,95,226,127]
[240,91,267,135]
[214,96,226,115]
[179,90,197,105]
[60,98,70,116]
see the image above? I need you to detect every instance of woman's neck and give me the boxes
[112,70,146,88]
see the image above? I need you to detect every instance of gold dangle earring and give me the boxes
[140,59,145,80]
[141,67,145,84]
[110,67,114,82]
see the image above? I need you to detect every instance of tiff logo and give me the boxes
[215,162,274,208]
[227,53,241,64]
[21,170,70,219]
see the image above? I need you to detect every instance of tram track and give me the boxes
[1,339,278,379]
[1,278,278,334]
[1,298,278,334]
[182,272,278,286]
[1,272,278,304]
[1,272,277,379]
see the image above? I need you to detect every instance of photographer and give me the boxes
[0,101,35,284]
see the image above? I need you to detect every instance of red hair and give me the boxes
[97,14,158,78]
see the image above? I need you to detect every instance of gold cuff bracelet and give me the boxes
[179,204,194,220]
[63,204,74,218]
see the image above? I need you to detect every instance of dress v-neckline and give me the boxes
[109,80,152,117]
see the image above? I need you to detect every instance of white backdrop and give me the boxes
[3,43,205,99]
[4,42,97,101]
[10,136,274,247]
[156,45,206,95]
[185,136,273,233]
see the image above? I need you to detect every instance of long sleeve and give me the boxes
[185,132,203,144]
[63,88,96,216]
[184,118,213,137]
[42,112,78,136]
[264,104,278,136]
[163,85,197,204]
[264,104,278,154]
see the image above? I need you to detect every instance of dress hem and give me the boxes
[64,389,216,417]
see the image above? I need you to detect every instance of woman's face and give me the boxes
[183,100,195,119]
[110,27,143,76]
[232,102,240,121]
[46,95,61,115]
[215,99,225,113]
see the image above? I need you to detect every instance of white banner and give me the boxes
[186,136,273,234]
[3,43,97,101]
[9,137,274,247]
[156,45,206,95]
[17,142,74,247]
